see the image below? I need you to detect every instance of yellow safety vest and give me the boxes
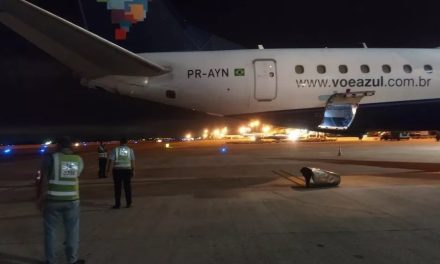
[98,145,108,158]
[46,153,82,201]
[114,146,132,169]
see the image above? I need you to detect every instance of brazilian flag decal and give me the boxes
[234,68,245,76]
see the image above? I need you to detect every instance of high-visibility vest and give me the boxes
[114,146,132,169]
[98,145,108,158]
[46,153,82,201]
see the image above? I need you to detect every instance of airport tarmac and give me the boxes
[1,139,440,263]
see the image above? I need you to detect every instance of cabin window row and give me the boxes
[294,64,433,74]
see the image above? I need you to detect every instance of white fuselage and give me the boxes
[92,48,440,118]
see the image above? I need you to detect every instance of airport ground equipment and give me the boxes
[300,167,341,188]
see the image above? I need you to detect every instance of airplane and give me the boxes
[1,0,440,142]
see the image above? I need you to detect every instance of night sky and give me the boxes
[171,0,439,48]
[0,0,439,143]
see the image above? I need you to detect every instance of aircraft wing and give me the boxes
[0,0,169,79]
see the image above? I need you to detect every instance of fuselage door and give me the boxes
[254,59,277,101]
[318,91,375,130]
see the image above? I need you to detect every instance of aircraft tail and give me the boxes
[78,0,243,52]
[0,0,168,78]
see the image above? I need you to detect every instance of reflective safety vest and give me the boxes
[98,145,108,158]
[114,146,132,169]
[46,153,82,201]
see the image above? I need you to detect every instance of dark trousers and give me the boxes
[98,158,107,178]
[113,169,132,207]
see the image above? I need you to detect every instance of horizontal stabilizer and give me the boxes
[0,0,168,78]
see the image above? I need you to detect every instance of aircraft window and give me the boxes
[317,65,326,74]
[339,65,348,74]
[295,65,304,74]
[403,65,412,73]
[382,64,391,73]
[424,65,433,73]
[166,90,176,99]
[361,64,369,73]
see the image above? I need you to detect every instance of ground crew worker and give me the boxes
[37,136,85,264]
[107,138,135,209]
[97,141,108,178]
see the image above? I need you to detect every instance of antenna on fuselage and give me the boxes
[258,44,264,50]
[362,42,368,48]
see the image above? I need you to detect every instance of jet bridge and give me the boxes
[318,91,375,130]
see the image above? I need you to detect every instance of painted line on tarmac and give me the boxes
[272,170,304,186]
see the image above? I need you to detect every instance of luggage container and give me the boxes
[300,167,341,187]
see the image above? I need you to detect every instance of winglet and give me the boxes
[0,0,169,78]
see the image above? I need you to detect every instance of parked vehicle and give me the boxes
[380,131,410,141]
[409,131,432,139]
[435,131,440,142]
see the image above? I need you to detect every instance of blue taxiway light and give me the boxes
[3,148,12,154]
[220,147,228,154]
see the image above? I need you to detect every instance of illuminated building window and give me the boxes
[403,65,412,73]
[339,65,348,74]
[360,64,370,73]
[317,65,326,74]
[295,65,304,74]
[424,65,433,74]
[382,64,391,74]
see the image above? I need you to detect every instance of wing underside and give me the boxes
[0,0,168,79]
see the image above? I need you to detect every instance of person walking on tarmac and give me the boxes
[97,141,108,178]
[107,138,135,209]
[36,136,85,264]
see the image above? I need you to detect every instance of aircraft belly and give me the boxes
[247,80,440,114]
[130,75,252,115]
